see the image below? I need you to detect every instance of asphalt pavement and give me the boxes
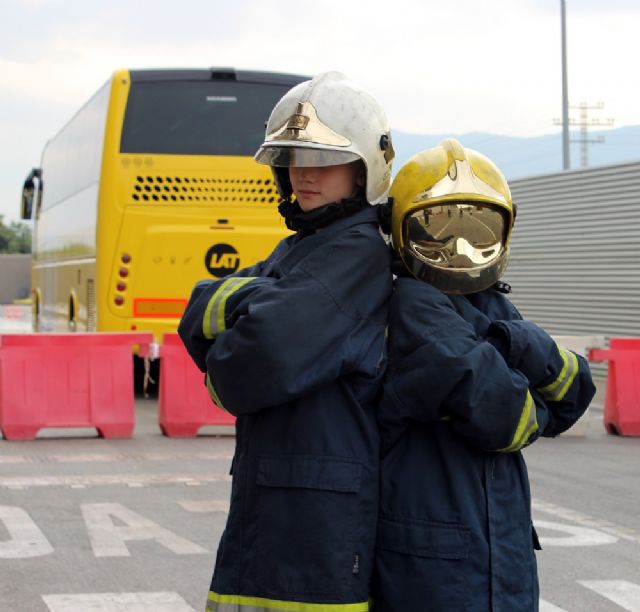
[0,399,235,612]
[1,306,640,611]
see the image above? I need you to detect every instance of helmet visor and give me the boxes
[255,145,360,168]
[405,203,506,271]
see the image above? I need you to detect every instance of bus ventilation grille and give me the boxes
[131,176,278,204]
[87,279,97,332]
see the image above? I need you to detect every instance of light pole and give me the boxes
[561,0,570,170]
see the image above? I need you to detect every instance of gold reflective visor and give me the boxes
[405,203,506,270]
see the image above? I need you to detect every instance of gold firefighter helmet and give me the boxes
[390,139,515,294]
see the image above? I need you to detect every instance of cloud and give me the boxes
[0,0,638,223]
[0,0,243,59]
[2,0,635,134]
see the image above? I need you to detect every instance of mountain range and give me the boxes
[391,124,640,181]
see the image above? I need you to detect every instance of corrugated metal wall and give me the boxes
[504,160,640,379]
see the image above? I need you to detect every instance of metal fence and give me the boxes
[504,160,640,379]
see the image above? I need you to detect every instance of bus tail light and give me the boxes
[115,254,131,303]
[133,298,187,318]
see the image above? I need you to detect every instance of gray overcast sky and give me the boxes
[1,0,638,223]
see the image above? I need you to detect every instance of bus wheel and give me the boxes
[32,289,41,332]
[68,292,78,331]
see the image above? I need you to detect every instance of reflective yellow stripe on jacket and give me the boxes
[205,373,229,413]
[202,277,257,339]
[206,591,370,612]
[538,346,579,402]
[498,390,538,453]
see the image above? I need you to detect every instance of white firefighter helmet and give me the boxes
[255,71,394,204]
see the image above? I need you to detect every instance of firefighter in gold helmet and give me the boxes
[390,138,514,294]
[373,140,595,611]
[179,72,393,612]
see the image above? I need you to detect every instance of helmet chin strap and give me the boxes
[277,191,367,232]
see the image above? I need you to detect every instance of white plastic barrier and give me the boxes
[552,335,605,436]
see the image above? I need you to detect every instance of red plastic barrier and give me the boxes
[158,333,235,437]
[0,333,152,440]
[590,338,640,436]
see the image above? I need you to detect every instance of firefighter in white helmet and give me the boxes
[373,139,595,611]
[255,70,394,229]
[179,72,394,612]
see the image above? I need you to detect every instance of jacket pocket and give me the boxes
[253,455,365,597]
[256,455,362,492]
[374,516,471,611]
[532,523,542,550]
[376,514,470,560]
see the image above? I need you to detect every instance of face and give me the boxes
[289,162,365,211]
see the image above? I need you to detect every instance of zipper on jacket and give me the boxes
[352,553,360,575]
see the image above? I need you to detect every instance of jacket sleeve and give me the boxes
[178,276,275,372]
[188,231,390,416]
[486,319,596,436]
[177,252,272,371]
[382,280,545,452]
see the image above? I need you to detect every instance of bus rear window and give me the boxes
[120,80,291,156]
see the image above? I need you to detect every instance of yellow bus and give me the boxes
[20,68,306,340]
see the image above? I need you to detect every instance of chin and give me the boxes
[300,201,327,212]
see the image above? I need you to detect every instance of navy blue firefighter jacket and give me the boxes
[178,206,392,612]
[373,277,596,612]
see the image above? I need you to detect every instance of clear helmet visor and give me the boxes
[405,202,507,271]
[255,145,361,168]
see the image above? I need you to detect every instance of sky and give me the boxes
[1,0,639,223]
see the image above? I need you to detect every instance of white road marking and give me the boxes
[178,500,230,513]
[42,591,196,611]
[0,451,233,464]
[81,503,208,557]
[579,580,640,611]
[534,519,619,547]
[0,505,54,558]
[539,600,569,612]
[533,499,640,543]
[0,473,230,489]
[0,456,29,464]
[0,319,31,333]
